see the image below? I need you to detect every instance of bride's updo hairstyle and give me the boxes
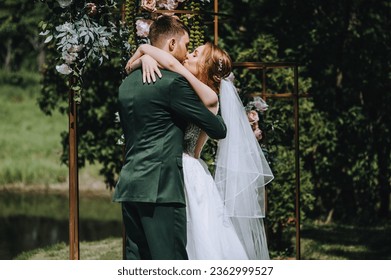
[196,42,232,93]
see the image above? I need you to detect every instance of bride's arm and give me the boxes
[130,44,219,113]
[125,47,144,73]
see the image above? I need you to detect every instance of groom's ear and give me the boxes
[168,38,176,52]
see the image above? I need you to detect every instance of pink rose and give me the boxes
[253,127,263,141]
[247,110,259,124]
[86,2,97,17]
[141,0,156,12]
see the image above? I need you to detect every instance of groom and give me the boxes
[113,16,227,260]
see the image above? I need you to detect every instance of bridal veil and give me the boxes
[215,74,274,259]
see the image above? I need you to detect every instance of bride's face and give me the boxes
[183,45,206,77]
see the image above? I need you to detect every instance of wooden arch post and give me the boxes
[293,65,301,260]
[214,0,219,45]
[68,78,80,260]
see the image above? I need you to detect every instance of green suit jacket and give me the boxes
[113,69,227,206]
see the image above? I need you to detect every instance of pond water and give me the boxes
[0,215,122,259]
[0,191,122,259]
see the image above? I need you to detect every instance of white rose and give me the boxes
[157,0,179,10]
[136,19,154,37]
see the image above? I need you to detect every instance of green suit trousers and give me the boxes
[122,202,188,260]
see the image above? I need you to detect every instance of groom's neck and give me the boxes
[152,42,170,54]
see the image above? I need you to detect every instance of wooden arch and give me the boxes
[67,0,304,260]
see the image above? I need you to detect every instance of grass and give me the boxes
[15,238,122,260]
[12,222,391,260]
[0,75,68,185]
[0,70,105,187]
[301,222,391,260]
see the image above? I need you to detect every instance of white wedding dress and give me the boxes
[181,76,273,260]
[183,124,249,260]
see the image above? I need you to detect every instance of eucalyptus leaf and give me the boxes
[56,32,67,38]
[39,30,50,36]
[88,31,94,41]
[84,34,90,44]
[59,36,67,45]
[44,35,53,43]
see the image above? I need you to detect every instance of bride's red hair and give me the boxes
[196,42,232,93]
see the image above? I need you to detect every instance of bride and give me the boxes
[126,42,274,260]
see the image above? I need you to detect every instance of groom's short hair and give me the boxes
[149,16,190,47]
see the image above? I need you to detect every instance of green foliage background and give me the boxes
[1,0,390,257]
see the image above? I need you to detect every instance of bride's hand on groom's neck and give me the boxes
[141,55,162,84]
[125,46,144,74]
